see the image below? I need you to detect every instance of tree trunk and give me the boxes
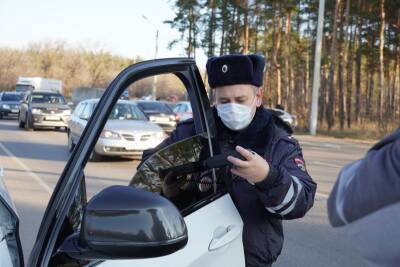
[327,0,342,130]
[242,0,249,54]
[354,14,362,123]
[272,6,282,106]
[378,0,385,124]
[284,11,293,112]
[207,0,216,57]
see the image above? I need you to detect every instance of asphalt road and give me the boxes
[0,118,372,266]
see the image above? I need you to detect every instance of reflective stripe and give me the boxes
[279,175,303,216]
[266,180,295,211]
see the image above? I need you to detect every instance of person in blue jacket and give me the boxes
[140,54,317,267]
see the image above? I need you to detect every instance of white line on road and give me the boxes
[0,141,52,195]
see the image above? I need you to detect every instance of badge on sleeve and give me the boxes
[294,157,306,172]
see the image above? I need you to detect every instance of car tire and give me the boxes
[25,113,34,131]
[89,151,102,162]
[18,114,25,128]
[67,131,75,152]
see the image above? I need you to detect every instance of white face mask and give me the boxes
[217,96,257,131]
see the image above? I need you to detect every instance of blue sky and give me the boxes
[0,0,208,68]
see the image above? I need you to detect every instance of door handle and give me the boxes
[208,225,241,251]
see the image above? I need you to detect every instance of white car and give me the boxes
[0,58,245,267]
[68,99,166,160]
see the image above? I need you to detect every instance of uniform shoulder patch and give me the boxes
[294,157,307,172]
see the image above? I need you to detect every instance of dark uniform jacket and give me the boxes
[141,107,317,266]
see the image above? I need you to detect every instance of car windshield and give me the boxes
[31,93,66,104]
[108,103,148,121]
[138,101,172,113]
[2,93,21,101]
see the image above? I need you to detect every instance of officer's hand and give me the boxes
[162,171,187,198]
[227,146,270,184]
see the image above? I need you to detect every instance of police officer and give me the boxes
[140,54,317,267]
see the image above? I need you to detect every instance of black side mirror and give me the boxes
[58,185,188,260]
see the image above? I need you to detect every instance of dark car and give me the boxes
[18,91,71,130]
[136,100,178,133]
[0,92,23,119]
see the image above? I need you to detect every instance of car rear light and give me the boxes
[175,114,180,122]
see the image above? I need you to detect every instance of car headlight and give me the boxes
[101,130,120,139]
[32,108,42,114]
[2,104,10,109]
[63,109,71,115]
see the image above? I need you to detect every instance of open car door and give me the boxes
[26,58,244,267]
[0,174,23,267]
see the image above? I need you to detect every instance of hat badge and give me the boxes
[222,64,228,73]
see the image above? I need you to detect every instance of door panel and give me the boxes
[98,194,244,267]
[0,176,23,267]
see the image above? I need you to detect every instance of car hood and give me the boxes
[104,119,163,133]
[31,103,70,110]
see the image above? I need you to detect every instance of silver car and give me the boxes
[68,99,166,160]
[18,91,71,130]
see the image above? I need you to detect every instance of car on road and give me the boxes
[270,108,297,129]
[136,100,178,133]
[18,91,71,131]
[0,58,245,267]
[173,101,193,122]
[0,92,23,119]
[68,99,166,160]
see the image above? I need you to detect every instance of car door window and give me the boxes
[80,103,91,120]
[73,103,85,117]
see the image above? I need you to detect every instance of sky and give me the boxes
[0,0,208,68]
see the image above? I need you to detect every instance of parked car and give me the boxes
[68,99,166,160]
[173,101,193,122]
[0,92,23,119]
[1,58,245,267]
[18,91,71,131]
[271,108,297,129]
[136,100,178,132]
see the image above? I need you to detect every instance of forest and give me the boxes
[0,0,399,137]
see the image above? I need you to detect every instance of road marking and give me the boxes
[0,141,52,195]
[310,161,343,169]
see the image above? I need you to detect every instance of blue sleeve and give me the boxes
[254,137,317,219]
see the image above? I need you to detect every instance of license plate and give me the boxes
[45,116,60,121]
[125,143,137,150]
[11,109,18,113]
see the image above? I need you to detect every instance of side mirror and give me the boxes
[58,185,188,260]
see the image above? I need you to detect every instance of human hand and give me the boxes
[227,146,270,184]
